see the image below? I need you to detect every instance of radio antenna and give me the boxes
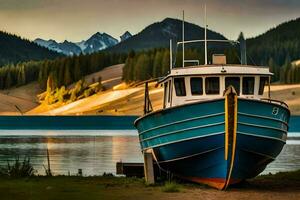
[182,10,185,67]
[204,4,208,65]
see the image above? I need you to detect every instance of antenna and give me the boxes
[204,4,208,65]
[182,10,185,67]
[176,6,239,66]
[170,39,173,71]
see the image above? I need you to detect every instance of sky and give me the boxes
[0,0,299,42]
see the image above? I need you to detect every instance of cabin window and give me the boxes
[225,77,240,95]
[205,77,220,95]
[259,77,269,95]
[190,77,203,95]
[174,78,186,96]
[242,77,255,95]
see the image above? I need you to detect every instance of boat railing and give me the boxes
[140,78,160,115]
[260,98,289,108]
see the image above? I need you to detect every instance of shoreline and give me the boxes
[0,170,299,200]
[0,115,299,132]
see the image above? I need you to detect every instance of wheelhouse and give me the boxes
[161,65,271,108]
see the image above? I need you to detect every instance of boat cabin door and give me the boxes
[163,79,172,108]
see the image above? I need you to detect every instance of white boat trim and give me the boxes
[238,112,289,127]
[158,146,223,163]
[143,132,224,150]
[237,131,287,143]
[239,148,277,160]
[139,112,224,135]
[238,122,288,132]
[140,121,225,142]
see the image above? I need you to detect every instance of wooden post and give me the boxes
[144,82,153,114]
[143,149,155,184]
[46,148,52,176]
[78,169,83,176]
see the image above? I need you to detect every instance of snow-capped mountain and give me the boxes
[120,31,132,42]
[34,32,119,56]
[34,38,64,54]
[59,40,82,56]
[80,32,118,54]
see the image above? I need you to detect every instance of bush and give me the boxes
[0,157,36,177]
[102,172,114,177]
[161,182,181,193]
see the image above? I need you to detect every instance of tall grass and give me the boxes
[0,157,36,177]
[161,181,181,193]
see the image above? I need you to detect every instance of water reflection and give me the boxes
[0,130,299,176]
[0,130,142,176]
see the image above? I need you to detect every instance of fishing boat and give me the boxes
[134,10,290,190]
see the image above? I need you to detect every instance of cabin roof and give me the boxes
[159,64,272,83]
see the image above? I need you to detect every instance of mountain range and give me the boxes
[1,16,299,70]
[104,17,300,68]
[34,31,132,56]
[0,31,61,67]
[106,18,227,53]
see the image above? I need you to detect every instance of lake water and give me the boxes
[0,130,299,176]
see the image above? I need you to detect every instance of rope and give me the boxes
[149,149,172,180]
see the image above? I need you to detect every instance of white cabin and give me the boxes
[161,64,271,108]
[152,11,273,110]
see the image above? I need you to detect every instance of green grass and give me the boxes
[0,170,299,199]
[0,176,151,200]
[161,182,181,193]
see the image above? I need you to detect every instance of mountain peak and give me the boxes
[120,31,132,42]
[93,32,102,37]
[62,40,70,44]
[84,32,118,54]
[106,17,226,53]
[162,17,179,23]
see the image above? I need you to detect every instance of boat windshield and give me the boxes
[174,78,186,96]
[242,77,255,95]
[205,77,220,95]
[259,77,269,95]
[190,77,203,95]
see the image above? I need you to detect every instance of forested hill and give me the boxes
[0,31,62,66]
[107,18,227,53]
[246,17,300,83]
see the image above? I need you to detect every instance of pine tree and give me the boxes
[153,51,163,78]
[74,57,82,82]
[5,69,12,88]
[161,50,170,76]
[64,64,72,86]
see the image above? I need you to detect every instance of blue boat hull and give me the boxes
[135,98,290,189]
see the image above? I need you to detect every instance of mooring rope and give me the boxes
[149,149,172,180]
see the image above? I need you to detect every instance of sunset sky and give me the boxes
[0,0,299,42]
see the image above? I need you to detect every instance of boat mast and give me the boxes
[204,4,208,65]
[177,6,238,66]
[182,10,185,67]
[169,39,173,71]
